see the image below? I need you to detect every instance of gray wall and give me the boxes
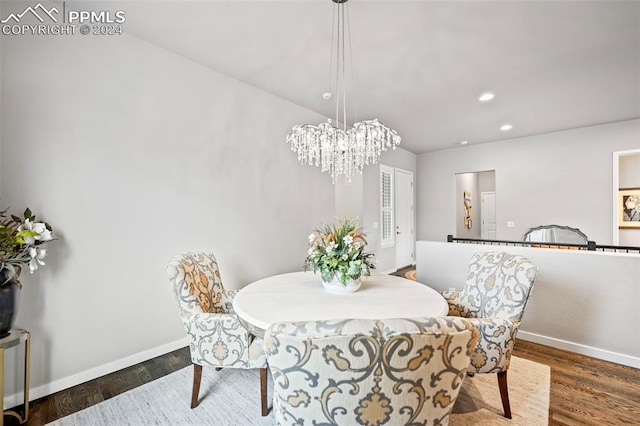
[620,154,640,187]
[1,32,334,400]
[335,173,364,221]
[416,241,640,367]
[417,119,640,244]
[478,170,496,195]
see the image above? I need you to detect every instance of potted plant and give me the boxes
[304,217,375,293]
[0,207,54,337]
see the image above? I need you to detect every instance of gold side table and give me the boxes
[0,329,30,426]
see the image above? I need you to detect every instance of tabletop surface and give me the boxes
[233,271,449,332]
[0,328,28,349]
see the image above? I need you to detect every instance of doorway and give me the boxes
[454,170,496,238]
[395,169,414,269]
[613,149,640,246]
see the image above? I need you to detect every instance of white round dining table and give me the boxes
[233,271,449,338]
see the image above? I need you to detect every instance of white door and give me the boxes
[481,192,496,239]
[395,169,415,268]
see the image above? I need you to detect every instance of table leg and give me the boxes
[23,333,29,423]
[0,346,4,426]
[0,333,29,425]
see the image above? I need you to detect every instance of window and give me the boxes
[380,165,394,248]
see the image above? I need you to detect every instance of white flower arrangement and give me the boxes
[0,207,54,283]
[304,217,375,286]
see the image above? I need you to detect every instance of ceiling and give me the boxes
[114,0,639,153]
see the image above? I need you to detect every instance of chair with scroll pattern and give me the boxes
[442,251,538,418]
[265,317,478,426]
[167,252,268,416]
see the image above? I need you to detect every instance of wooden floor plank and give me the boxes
[513,340,640,426]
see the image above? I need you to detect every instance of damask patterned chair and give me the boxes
[442,251,538,419]
[167,252,268,416]
[265,317,478,426]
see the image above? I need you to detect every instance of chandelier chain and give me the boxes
[341,3,347,132]
[286,0,401,183]
[346,3,357,124]
[329,3,336,101]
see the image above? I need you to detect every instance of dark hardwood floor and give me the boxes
[391,265,415,278]
[5,348,193,426]
[7,339,639,425]
[513,340,640,425]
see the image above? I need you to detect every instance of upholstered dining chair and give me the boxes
[166,252,268,416]
[442,251,538,419]
[265,317,479,426]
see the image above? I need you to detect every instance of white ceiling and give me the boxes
[116,0,639,153]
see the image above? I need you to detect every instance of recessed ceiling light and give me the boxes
[322,92,332,100]
[479,92,495,102]
[460,140,468,145]
[500,124,513,132]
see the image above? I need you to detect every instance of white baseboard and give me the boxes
[518,331,640,369]
[4,337,188,409]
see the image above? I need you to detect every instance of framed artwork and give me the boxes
[618,188,640,228]
[463,191,472,229]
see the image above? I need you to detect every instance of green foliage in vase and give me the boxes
[0,206,54,284]
[304,217,375,286]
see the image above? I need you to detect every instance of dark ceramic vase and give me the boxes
[0,269,21,338]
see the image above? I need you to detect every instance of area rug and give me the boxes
[404,269,417,281]
[48,356,549,425]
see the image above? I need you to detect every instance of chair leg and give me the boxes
[497,371,512,419]
[260,368,269,416]
[191,364,203,409]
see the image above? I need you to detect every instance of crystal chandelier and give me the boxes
[286,0,401,183]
